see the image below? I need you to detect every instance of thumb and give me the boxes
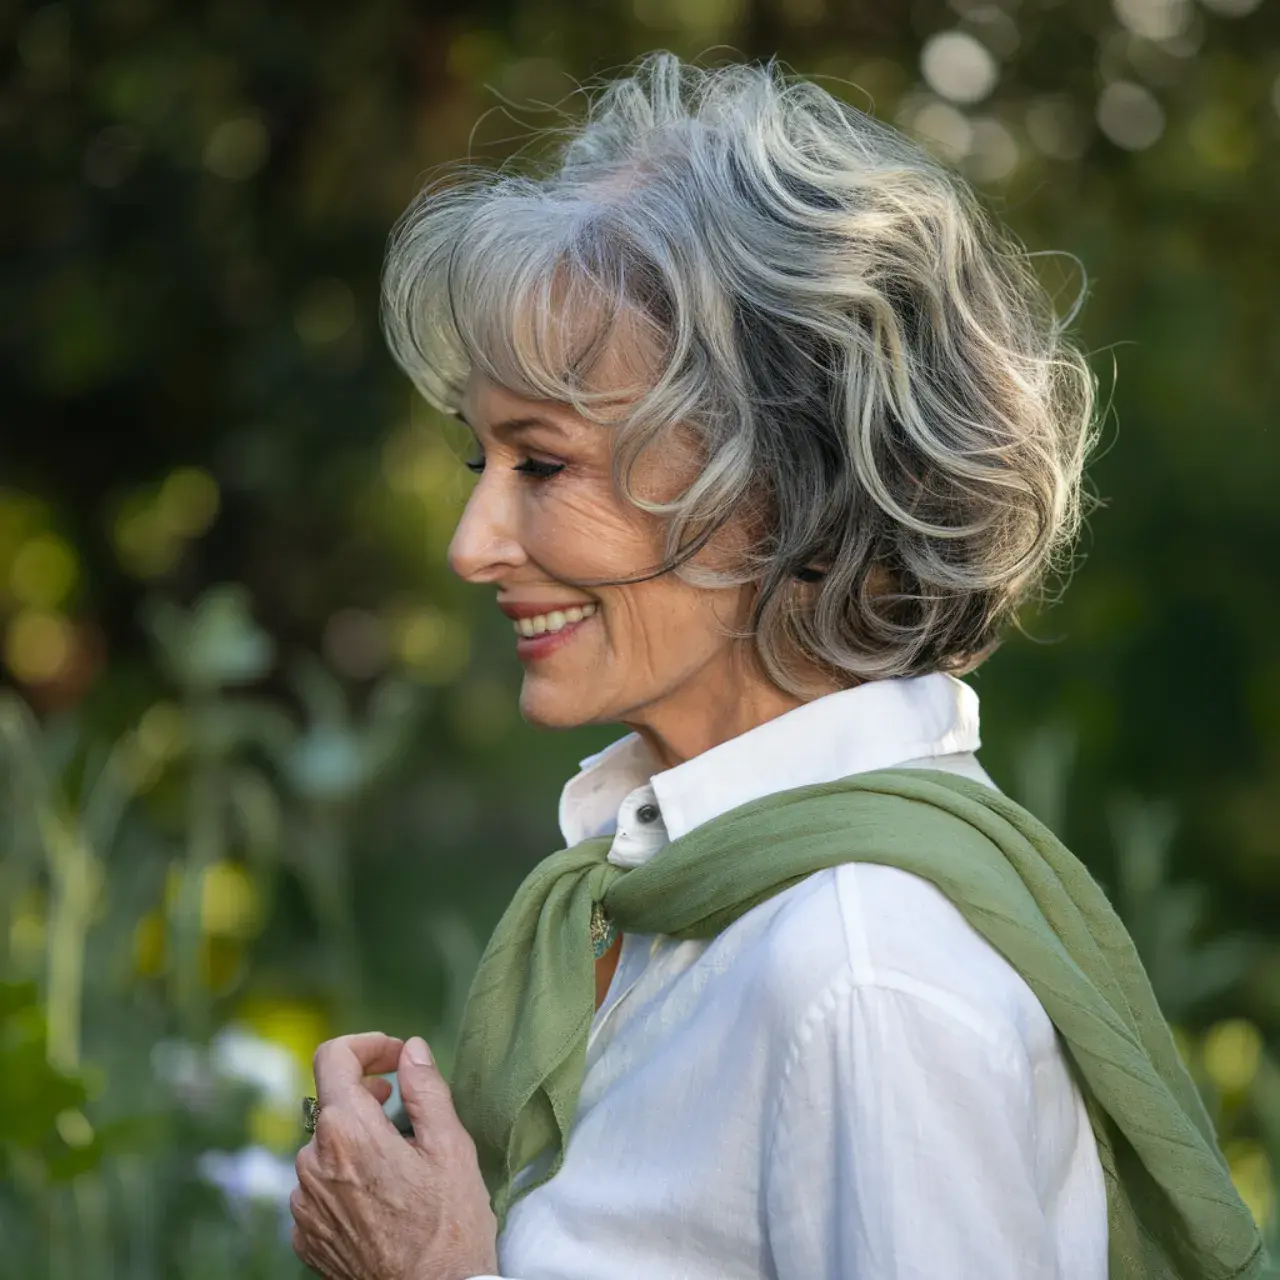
[397,1037,454,1141]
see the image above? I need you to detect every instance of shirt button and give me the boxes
[636,802,660,824]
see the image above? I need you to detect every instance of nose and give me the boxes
[447,470,528,584]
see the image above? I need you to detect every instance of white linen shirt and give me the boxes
[471,673,1108,1280]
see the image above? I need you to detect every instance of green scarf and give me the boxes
[450,767,1267,1278]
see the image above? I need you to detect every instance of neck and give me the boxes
[621,648,845,771]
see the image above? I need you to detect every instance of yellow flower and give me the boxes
[132,911,246,992]
[160,860,263,941]
[1224,1139,1274,1231]
[1202,1019,1263,1097]
[195,861,262,940]
[236,996,332,1094]
[248,1100,304,1153]
[133,862,262,990]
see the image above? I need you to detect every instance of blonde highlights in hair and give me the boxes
[382,53,1099,694]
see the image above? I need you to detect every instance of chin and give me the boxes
[518,682,601,731]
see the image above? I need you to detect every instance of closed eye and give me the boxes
[464,457,566,479]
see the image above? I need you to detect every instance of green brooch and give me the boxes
[589,900,618,959]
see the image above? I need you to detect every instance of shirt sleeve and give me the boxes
[763,969,1061,1280]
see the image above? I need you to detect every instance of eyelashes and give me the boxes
[463,457,566,479]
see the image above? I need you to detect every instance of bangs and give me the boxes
[380,175,673,422]
[379,53,1098,690]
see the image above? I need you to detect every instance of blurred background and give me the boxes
[2,0,1278,1274]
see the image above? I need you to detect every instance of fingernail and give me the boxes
[406,1036,433,1066]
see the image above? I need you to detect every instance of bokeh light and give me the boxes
[1025,95,1090,160]
[1188,102,1256,172]
[203,115,270,182]
[112,499,183,578]
[920,31,998,105]
[9,533,78,609]
[111,468,221,579]
[910,99,974,164]
[392,605,471,684]
[137,699,186,758]
[157,468,220,540]
[1097,79,1166,149]
[192,862,263,941]
[322,608,389,680]
[4,609,75,684]
[1202,1018,1264,1095]
[1113,0,1193,42]
[1224,1139,1275,1231]
[965,116,1020,182]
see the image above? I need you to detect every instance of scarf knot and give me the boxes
[449,768,1267,1278]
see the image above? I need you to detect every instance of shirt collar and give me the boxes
[557,671,980,852]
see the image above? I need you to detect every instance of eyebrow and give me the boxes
[455,412,565,439]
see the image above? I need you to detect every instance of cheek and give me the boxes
[606,579,729,668]
[532,485,660,578]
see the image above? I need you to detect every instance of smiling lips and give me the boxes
[509,602,598,638]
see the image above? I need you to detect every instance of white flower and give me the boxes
[209,1024,303,1108]
[198,1145,298,1206]
[199,1145,298,1241]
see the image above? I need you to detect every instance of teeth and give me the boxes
[511,602,597,637]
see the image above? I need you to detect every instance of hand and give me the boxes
[290,1032,499,1280]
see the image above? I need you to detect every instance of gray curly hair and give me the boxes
[381,52,1099,695]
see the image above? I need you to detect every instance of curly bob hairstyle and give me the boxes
[381,52,1099,695]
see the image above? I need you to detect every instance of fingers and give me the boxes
[289,1189,328,1276]
[291,1217,341,1279]
[294,1036,498,1280]
[289,1223,315,1274]
[291,1151,344,1277]
[313,1032,405,1107]
[396,1036,466,1153]
[364,1076,394,1107]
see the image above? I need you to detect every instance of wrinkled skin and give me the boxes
[450,364,840,769]
[290,1033,497,1280]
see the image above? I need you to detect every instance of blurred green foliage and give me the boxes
[1,0,1278,1272]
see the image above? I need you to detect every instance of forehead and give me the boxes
[459,374,567,434]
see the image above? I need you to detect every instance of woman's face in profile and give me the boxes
[448,365,756,733]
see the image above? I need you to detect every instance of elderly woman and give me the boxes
[287,55,1263,1280]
